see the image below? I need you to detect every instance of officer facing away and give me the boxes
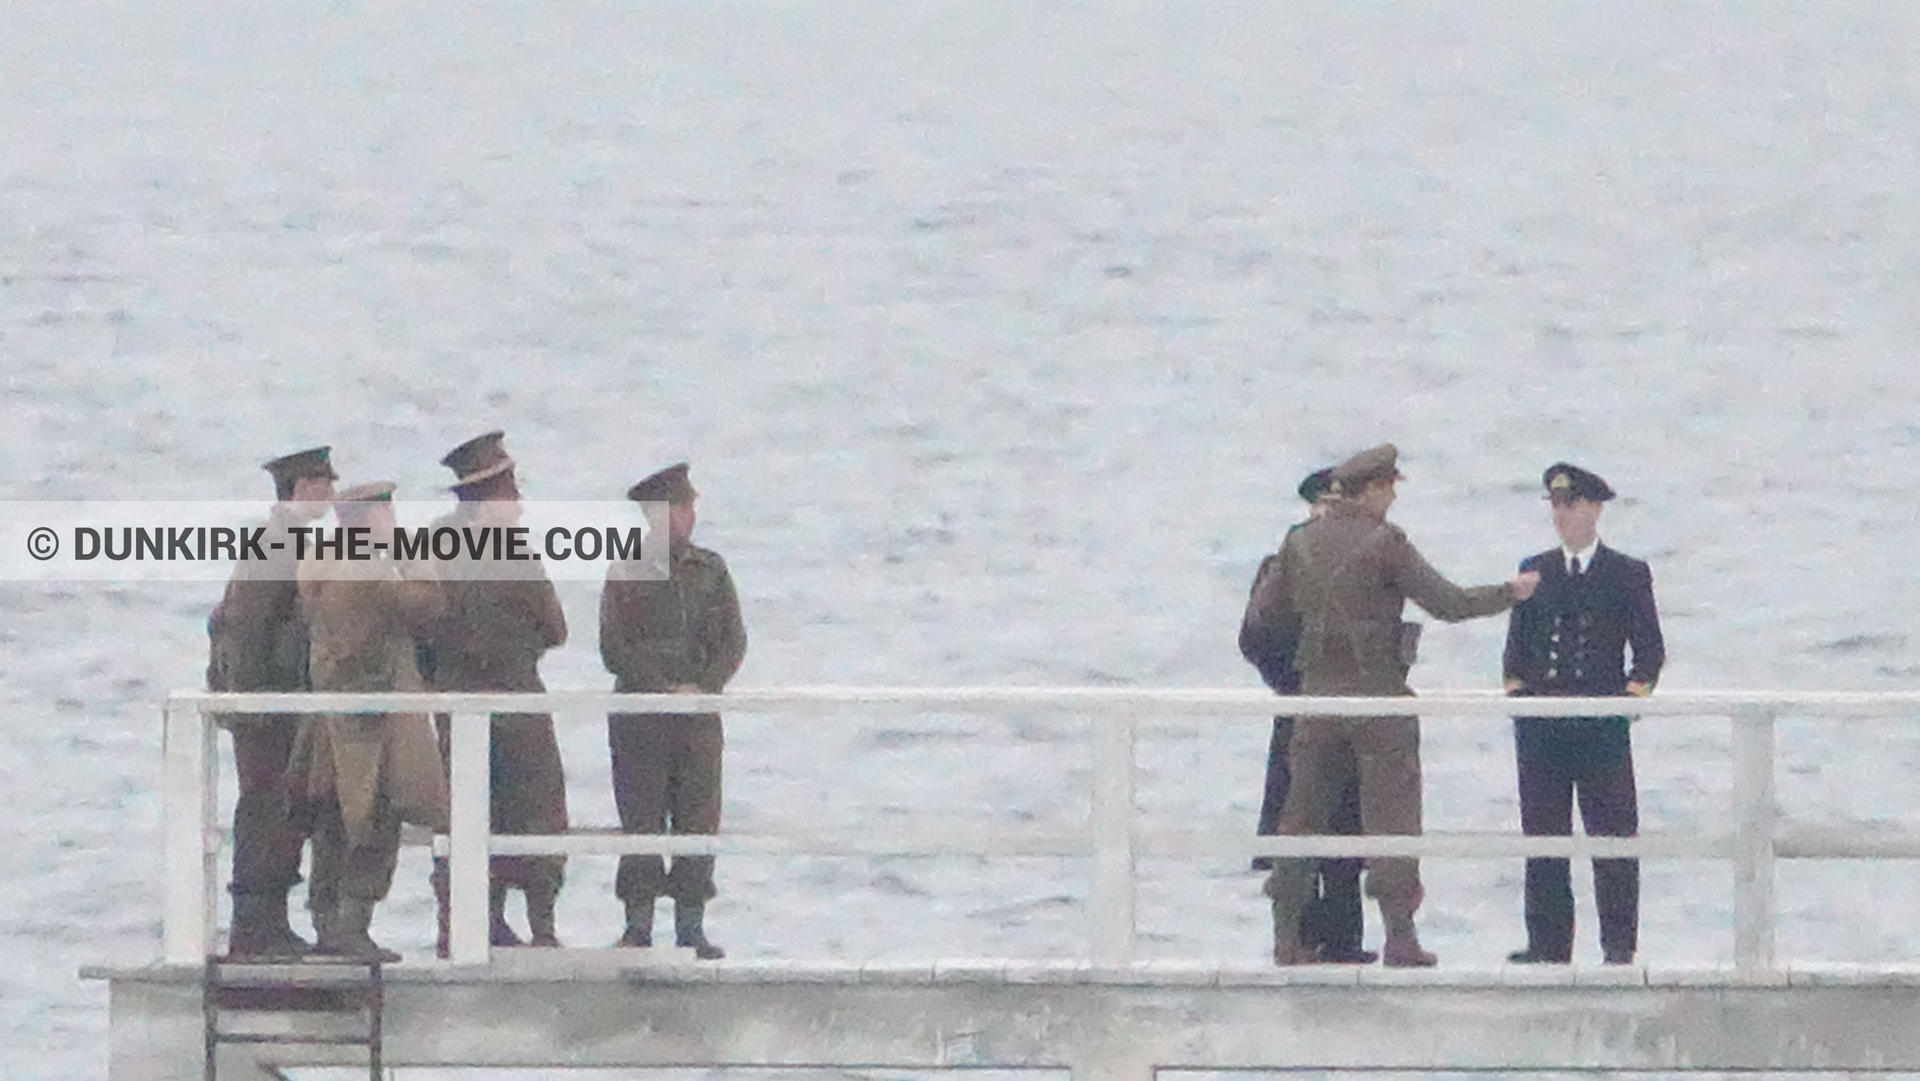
[1246,444,1539,966]
[1241,466,1372,964]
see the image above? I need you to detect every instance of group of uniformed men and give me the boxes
[1241,444,1665,966]
[206,432,744,962]
[206,434,1662,968]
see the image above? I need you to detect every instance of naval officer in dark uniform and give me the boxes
[1503,463,1665,965]
[1240,467,1372,964]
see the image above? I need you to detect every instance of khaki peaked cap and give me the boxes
[627,462,697,504]
[441,430,516,490]
[263,446,338,485]
[1328,443,1406,493]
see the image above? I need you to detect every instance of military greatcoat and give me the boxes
[289,559,450,901]
[421,505,571,895]
[207,506,311,895]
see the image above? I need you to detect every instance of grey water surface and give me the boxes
[6,2,1920,1077]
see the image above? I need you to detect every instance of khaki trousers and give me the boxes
[307,798,402,904]
[1265,713,1423,908]
[609,712,723,903]
[228,722,306,895]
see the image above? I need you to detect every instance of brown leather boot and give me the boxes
[1379,900,1437,968]
[1263,861,1315,966]
[525,882,560,947]
[431,858,450,958]
[489,882,524,947]
[317,898,401,964]
[615,895,655,948]
[309,889,336,951]
[674,898,725,960]
[227,891,312,959]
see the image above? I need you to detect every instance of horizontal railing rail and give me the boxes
[161,687,1920,981]
[171,687,1920,715]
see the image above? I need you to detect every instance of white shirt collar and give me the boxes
[1562,538,1600,573]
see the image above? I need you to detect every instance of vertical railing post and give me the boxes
[447,708,492,964]
[1731,707,1778,981]
[201,704,220,958]
[1090,710,1137,965]
[161,698,212,963]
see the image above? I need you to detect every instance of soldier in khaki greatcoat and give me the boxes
[289,482,450,962]
[1240,466,1372,964]
[421,431,570,952]
[601,462,746,958]
[206,445,336,957]
[1244,444,1539,966]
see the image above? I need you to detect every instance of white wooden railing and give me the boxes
[161,688,1920,981]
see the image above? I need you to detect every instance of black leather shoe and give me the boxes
[1602,948,1636,965]
[1316,945,1380,964]
[1507,948,1571,964]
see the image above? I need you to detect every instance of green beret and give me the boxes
[1297,467,1335,503]
[334,480,396,503]
[332,480,396,526]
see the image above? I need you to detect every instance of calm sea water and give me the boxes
[6,2,1920,1077]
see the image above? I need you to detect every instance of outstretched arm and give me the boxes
[1389,531,1526,622]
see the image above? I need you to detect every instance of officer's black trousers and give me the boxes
[1514,716,1639,960]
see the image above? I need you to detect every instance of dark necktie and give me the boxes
[1568,554,1582,577]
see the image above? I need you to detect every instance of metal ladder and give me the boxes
[202,955,383,1080]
